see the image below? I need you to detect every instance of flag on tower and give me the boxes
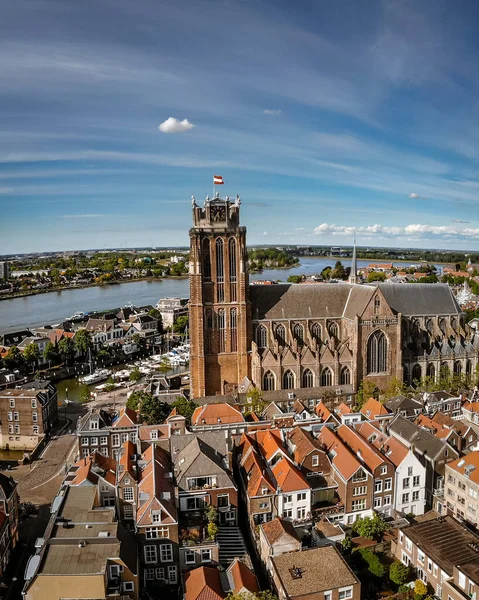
[213,175,224,185]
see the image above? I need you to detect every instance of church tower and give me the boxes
[189,194,251,398]
[349,236,357,284]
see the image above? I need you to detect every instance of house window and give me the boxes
[121,433,128,444]
[402,493,409,504]
[144,545,157,564]
[15,425,20,434]
[297,507,306,519]
[123,582,134,592]
[283,509,293,518]
[14,412,19,421]
[384,478,392,491]
[403,477,410,489]
[339,587,353,599]
[146,528,159,539]
[155,567,165,581]
[9,399,15,408]
[152,513,161,523]
[123,487,134,502]
[7,412,12,421]
[405,537,412,552]
[32,412,38,422]
[33,425,39,435]
[145,568,155,580]
[380,465,387,475]
[150,430,158,440]
[186,497,204,510]
[413,475,420,487]
[185,550,195,564]
[418,549,424,564]
[384,495,391,505]
[353,486,367,496]
[167,566,177,584]
[374,480,382,493]
[160,544,173,562]
[284,495,293,504]
[412,491,420,502]
[312,455,319,467]
[218,494,229,508]
[261,487,269,495]
[81,437,89,446]
[458,571,466,589]
[158,527,169,538]
[201,549,211,563]
[90,437,98,446]
[31,399,37,409]
[8,425,13,434]
[374,497,382,508]
[100,436,108,445]
[297,492,306,501]
[259,502,269,509]
[112,434,120,447]
[324,593,332,600]
[124,505,134,519]
[351,499,366,511]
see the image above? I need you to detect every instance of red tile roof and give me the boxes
[227,559,259,594]
[271,456,309,492]
[192,403,244,426]
[260,517,300,546]
[316,426,363,480]
[336,424,389,472]
[354,421,408,467]
[184,567,225,600]
[360,398,389,419]
[112,407,137,427]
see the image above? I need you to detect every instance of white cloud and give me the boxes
[262,231,268,235]
[313,222,479,241]
[158,117,195,134]
[409,192,419,198]
[264,109,282,115]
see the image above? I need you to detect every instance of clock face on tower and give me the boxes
[211,205,226,222]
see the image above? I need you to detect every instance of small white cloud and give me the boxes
[158,117,195,133]
[409,192,419,199]
[262,231,268,235]
[263,109,282,116]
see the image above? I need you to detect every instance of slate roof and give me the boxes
[388,414,459,460]
[385,395,423,415]
[376,283,462,316]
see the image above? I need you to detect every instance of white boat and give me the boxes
[78,369,112,385]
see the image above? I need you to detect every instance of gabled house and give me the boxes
[385,395,423,420]
[430,411,478,451]
[258,517,301,570]
[316,426,373,525]
[191,403,246,434]
[336,424,395,517]
[360,397,390,420]
[388,414,459,512]
[354,420,426,517]
[136,445,179,590]
[271,457,312,523]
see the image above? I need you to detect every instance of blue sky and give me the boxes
[2,0,479,253]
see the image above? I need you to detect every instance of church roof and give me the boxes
[249,282,462,322]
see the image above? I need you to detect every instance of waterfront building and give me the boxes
[0,381,58,451]
[0,262,10,282]
[156,297,188,329]
[189,195,479,399]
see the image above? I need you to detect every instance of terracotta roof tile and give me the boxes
[354,421,408,467]
[260,517,300,546]
[360,398,389,419]
[227,559,259,594]
[336,424,389,472]
[112,407,137,427]
[336,402,352,417]
[286,426,330,473]
[447,452,479,484]
[271,456,309,492]
[184,567,225,600]
[316,427,363,480]
[192,403,244,426]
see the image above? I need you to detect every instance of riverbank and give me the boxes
[0,274,189,302]
[300,255,454,267]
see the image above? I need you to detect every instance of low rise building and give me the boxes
[270,545,360,600]
[0,382,58,450]
[445,452,479,525]
[0,473,19,584]
[156,297,188,329]
[22,486,138,600]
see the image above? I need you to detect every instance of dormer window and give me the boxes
[90,421,99,430]
[261,487,269,495]
[150,430,158,440]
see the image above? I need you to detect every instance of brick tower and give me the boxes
[189,194,251,398]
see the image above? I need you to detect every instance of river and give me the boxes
[0,258,443,333]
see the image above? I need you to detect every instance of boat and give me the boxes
[78,368,112,385]
[66,311,88,322]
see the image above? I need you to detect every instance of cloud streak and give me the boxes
[313,222,479,241]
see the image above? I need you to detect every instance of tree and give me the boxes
[368,271,387,282]
[414,579,428,597]
[129,367,142,382]
[74,329,92,359]
[331,261,347,280]
[23,342,40,373]
[287,275,303,283]
[126,390,171,424]
[355,380,380,409]
[3,345,24,370]
[321,266,332,280]
[58,337,75,364]
[105,377,116,393]
[207,521,218,540]
[353,547,387,578]
[79,384,91,403]
[171,396,197,422]
[352,513,388,541]
[389,561,411,585]
[173,315,189,334]
[381,377,407,400]
[43,341,59,366]
[205,504,218,523]
[246,387,267,413]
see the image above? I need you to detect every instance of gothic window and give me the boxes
[374,296,380,315]
[276,324,286,347]
[454,361,462,376]
[426,363,435,380]
[412,319,420,337]
[412,364,422,382]
[340,366,351,385]
[256,325,267,349]
[466,360,472,378]
[202,238,211,281]
[218,309,225,353]
[426,319,433,334]
[216,237,225,302]
[230,308,237,352]
[451,317,457,332]
[367,330,387,374]
[229,238,237,302]
[329,322,339,339]
[263,371,275,391]
[311,323,322,344]
[283,370,295,390]
[403,366,409,384]
[320,367,333,387]
[293,323,304,347]
[205,309,213,352]
[302,369,314,388]
[441,362,450,376]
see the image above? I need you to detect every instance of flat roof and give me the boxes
[40,542,120,575]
